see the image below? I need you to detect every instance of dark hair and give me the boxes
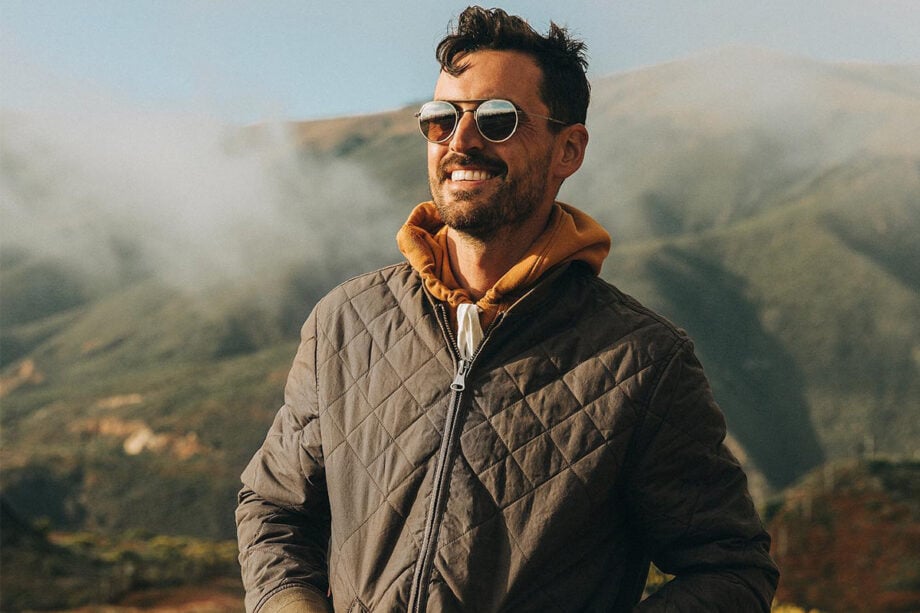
[435,6,590,128]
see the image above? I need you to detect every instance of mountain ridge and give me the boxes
[1,47,917,539]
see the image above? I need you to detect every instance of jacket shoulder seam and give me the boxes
[585,274,689,342]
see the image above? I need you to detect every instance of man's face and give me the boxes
[428,50,562,240]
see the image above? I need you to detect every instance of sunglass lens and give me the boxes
[418,102,457,143]
[476,99,518,142]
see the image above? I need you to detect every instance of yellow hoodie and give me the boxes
[396,201,611,330]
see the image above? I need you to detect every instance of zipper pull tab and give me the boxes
[450,359,469,392]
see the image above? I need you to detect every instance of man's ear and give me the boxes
[553,124,589,180]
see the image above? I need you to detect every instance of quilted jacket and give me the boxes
[236,261,779,612]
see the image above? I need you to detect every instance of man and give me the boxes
[236,7,779,612]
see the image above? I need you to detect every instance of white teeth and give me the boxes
[451,169,495,181]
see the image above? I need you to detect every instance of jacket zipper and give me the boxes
[407,304,499,613]
[405,268,566,610]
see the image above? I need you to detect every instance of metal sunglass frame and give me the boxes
[415,98,569,144]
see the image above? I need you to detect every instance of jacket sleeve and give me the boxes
[628,338,779,612]
[235,311,333,613]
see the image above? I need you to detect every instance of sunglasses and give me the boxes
[415,98,569,144]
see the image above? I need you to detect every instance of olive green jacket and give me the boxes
[236,262,778,612]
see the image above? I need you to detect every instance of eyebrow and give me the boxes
[435,98,524,110]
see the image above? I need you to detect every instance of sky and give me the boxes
[2,0,919,125]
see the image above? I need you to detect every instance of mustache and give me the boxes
[438,152,507,175]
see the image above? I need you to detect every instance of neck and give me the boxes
[445,207,553,300]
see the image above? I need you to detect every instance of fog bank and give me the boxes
[1,107,400,292]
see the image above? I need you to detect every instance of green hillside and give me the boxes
[608,156,920,487]
[0,499,241,611]
[1,48,918,553]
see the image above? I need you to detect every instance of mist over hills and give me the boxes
[1,48,918,542]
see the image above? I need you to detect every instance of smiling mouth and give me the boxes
[440,153,506,185]
[450,169,497,181]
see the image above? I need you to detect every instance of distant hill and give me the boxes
[0,498,240,611]
[1,48,918,546]
[767,458,920,612]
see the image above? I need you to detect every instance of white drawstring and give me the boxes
[456,303,484,360]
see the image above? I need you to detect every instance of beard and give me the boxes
[430,150,552,241]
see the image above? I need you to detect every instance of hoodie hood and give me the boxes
[397,201,611,326]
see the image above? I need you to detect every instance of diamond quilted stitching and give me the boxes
[593,320,669,381]
[500,466,593,554]
[318,272,462,552]
[373,380,427,443]
[476,452,532,509]
[334,421,438,556]
[330,439,389,544]
[318,269,446,443]
[444,330,676,555]
[309,266,702,608]
[559,356,613,407]
[479,399,545,458]
[377,410,441,493]
[547,410,606,466]
[327,382,376,447]
[321,395,348,456]
[355,353,403,417]
[365,431,414,497]
[511,433,570,490]
[457,329,663,506]
[346,407,399,468]
[458,408,495,455]
[519,376,583,432]
[496,350,565,409]
[584,379,644,439]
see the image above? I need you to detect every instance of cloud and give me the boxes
[0,105,399,292]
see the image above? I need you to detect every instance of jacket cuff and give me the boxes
[258,585,333,613]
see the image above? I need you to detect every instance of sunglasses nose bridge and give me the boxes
[448,107,487,149]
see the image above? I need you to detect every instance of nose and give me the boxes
[449,108,485,153]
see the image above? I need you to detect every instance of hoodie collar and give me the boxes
[397,201,611,326]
